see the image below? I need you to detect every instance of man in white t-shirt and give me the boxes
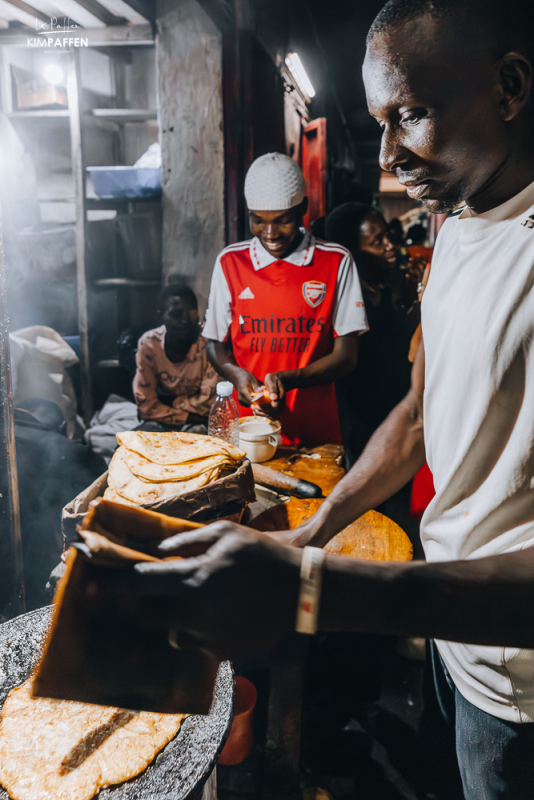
[129,0,534,797]
[286,0,534,794]
[97,0,534,796]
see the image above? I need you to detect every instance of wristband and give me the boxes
[295,546,326,634]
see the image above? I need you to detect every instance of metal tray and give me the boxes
[0,607,234,800]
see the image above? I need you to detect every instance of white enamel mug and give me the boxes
[238,418,283,463]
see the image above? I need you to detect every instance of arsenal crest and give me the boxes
[302,280,327,308]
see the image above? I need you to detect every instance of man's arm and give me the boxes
[263,333,359,411]
[116,522,534,662]
[206,339,262,407]
[319,545,534,645]
[278,338,426,547]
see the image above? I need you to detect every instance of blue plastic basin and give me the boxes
[62,335,80,358]
[86,166,161,199]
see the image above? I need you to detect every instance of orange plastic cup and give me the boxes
[218,676,257,766]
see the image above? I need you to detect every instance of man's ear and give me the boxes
[300,196,309,216]
[495,52,532,122]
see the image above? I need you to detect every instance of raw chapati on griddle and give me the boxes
[0,679,185,800]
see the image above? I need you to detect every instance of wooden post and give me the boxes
[67,49,92,425]
[0,201,25,621]
[157,0,226,316]
[264,634,308,796]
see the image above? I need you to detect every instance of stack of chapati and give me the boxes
[104,431,245,507]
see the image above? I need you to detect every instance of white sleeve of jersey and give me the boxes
[333,251,368,336]
[202,255,233,342]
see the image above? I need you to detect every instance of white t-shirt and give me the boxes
[203,229,367,341]
[422,179,534,722]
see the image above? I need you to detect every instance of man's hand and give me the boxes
[256,372,287,418]
[233,369,263,407]
[130,522,302,661]
[206,340,261,407]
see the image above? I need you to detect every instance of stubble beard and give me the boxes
[418,182,467,214]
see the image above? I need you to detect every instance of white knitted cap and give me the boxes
[244,153,306,211]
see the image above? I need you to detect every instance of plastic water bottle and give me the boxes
[208,381,240,447]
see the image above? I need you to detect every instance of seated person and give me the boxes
[133,284,218,429]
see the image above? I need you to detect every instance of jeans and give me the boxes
[420,641,534,799]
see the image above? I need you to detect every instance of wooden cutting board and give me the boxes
[251,446,412,563]
[262,445,345,497]
[324,510,412,562]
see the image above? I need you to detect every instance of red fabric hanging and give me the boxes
[409,462,435,519]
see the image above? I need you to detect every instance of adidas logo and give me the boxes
[239,286,255,299]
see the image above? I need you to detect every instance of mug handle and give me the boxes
[269,434,283,446]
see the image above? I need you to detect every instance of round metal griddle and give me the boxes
[0,607,234,800]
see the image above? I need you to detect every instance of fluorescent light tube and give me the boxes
[285,52,316,99]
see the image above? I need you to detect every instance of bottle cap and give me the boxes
[216,381,234,397]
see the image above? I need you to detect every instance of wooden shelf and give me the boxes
[93,278,160,288]
[90,109,157,123]
[28,277,76,287]
[0,37,159,423]
[7,110,69,119]
[18,222,75,232]
[85,196,160,209]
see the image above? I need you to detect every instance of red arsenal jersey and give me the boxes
[204,230,367,445]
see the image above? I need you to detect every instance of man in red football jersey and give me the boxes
[204,153,368,445]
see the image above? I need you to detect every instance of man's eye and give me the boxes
[401,108,427,124]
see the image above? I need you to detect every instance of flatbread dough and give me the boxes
[108,448,214,505]
[117,431,245,465]
[123,448,232,483]
[102,486,137,507]
[0,678,185,800]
